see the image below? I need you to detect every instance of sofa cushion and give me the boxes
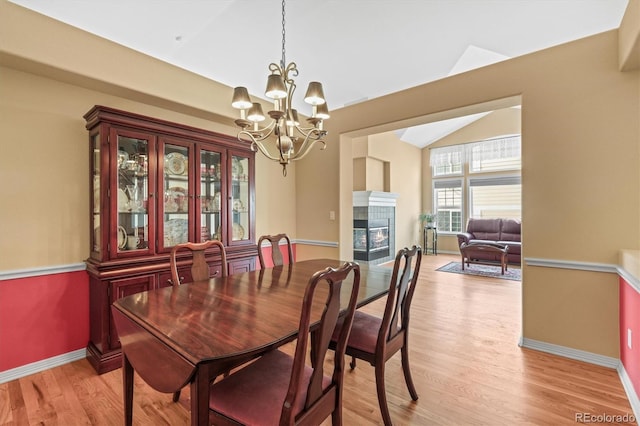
[500,219,521,242]
[497,240,521,255]
[467,218,501,240]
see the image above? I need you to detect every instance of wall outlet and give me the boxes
[628,328,633,350]
[329,211,336,220]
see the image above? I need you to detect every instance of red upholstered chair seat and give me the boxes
[208,261,362,425]
[329,246,422,426]
[209,350,330,425]
[333,311,381,354]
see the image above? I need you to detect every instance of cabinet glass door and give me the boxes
[91,133,101,257]
[199,148,223,242]
[160,141,191,251]
[230,153,250,243]
[116,133,151,256]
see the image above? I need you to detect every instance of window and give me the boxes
[429,135,521,230]
[430,145,464,177]
[433,179,462,233]
[469,135,520,173]
[469,176,521,220]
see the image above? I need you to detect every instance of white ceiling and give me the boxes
[9,0,628,147]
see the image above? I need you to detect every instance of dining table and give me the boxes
[111,258,393,426]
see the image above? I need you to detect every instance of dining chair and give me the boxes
[169,240,227,286]
[257,233,294,269]
[208,261,361,426]
[330,245,422,426]
[168,240,227,402]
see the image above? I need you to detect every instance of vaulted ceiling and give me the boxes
[9,0,628,146]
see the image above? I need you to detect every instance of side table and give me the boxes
[423,226,437,255]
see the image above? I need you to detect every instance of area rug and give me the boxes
[436,261,521,281]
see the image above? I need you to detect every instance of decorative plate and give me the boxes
[232,222,245,240]
[117,226,127,250]
[164,218,188,247]
[165,152,187,175]
[233,199,244,212]
[118,188,129,212]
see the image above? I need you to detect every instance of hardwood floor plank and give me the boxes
[0,254,634,425]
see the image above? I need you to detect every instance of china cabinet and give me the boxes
[85,105,257,374]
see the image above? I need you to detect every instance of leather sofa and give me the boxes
[456,218,521,264]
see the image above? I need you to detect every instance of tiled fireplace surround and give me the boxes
[353,191,399,265]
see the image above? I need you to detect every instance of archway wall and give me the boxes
[297,29,640,357]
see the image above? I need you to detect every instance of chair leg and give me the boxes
[401,344,419,401]
[374,362,392,426]
[331,395,343,426]
[349,356,357,370]
[172,390,181,402]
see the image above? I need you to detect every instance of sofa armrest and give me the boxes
[457,232,474,247]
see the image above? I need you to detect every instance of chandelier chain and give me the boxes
[280,0,286,69]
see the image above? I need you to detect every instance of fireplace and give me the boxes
[353,219,390,261]
[353,191,398,265]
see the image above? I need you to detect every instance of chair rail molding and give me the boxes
[0,263,86,281]
[524,257,617,273]
[293,239,339,248]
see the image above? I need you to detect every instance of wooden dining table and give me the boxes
[111,258,393,426]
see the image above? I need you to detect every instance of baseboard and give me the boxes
[618,363,640,421]
[0,348,86,384]
[519,337,619,368]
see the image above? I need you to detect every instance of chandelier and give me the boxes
[231,0,329,176]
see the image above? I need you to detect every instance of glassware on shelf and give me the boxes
[126,184,145,212]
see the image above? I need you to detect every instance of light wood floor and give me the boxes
[1,254,635,425]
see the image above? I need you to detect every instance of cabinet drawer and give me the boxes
[158,268,193,288]
[228,258,255,275]
[158,262,224,287]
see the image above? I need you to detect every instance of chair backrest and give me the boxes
[281,261,361,424]
[379,246,422,349]
[169,240,227,286]
[257,233,293,269]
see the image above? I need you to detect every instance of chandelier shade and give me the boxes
[265,74,287,100]
[304,82,326,105]
[230,0,329,176]
[231,87,252,110]
[247,103,265,123]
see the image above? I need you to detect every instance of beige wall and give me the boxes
[352,158,366,191]
[2,0,639,358]
[0,1,297,269]
[619,0,640,71]
[320,29,639,358]
[366,133,423,249]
